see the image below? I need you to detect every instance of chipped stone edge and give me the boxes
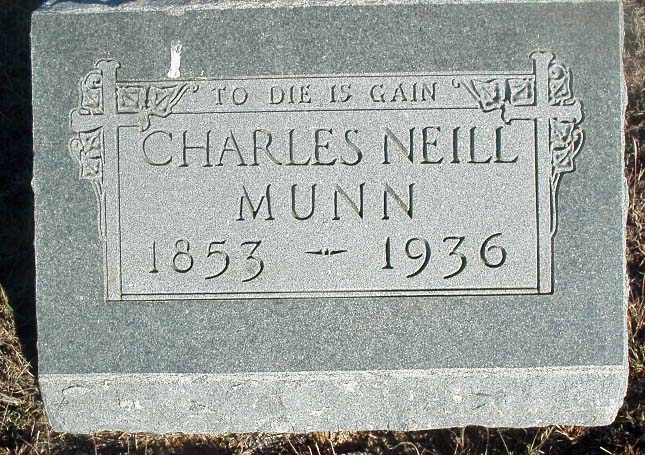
[619,0,630,377]
[40,365,627,434]
[35,0,623,15]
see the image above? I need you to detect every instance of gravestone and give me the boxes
[32,0,627,433]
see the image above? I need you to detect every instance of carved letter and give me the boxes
[291,184,316,220]
[270,86,285,104]
[232,87,249,105]
[180,130,212,167]
[212,86,226,105]
[391,84,408,102]
[466,127,491,164]
[217,130,247,166]
[333,183,364,220]
[451,127,460,164]
[342,129,363,166]
[285,129,311,166]
[142,130,173,166]
[252,129,282,166]
[370,84,385,102]
[383,183,414,220]
[383,127,415,164]
[421,82,436,102]
[494,126,518,163]
[420,126,442,164]
[313,129,337,166]
[237,185,274,221]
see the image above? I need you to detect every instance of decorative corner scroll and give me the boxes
[69,127,105,238]
[455,50,584,237]
[69,60,116,240]
[546,59,584,235]
[454,75,535,112]
[116,82,198,131]
[69,60,197,240]
[79,68,105,115]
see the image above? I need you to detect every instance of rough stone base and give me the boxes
[40,366,627,434]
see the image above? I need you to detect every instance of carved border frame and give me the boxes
[69,51,583,301]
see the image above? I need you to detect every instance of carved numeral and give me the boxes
[480,233,507,268]
[206,241,229,280]
[382,237,394,270]
[171,239,194,273]
[383,234,506,278]
[241,241,264,283]
[404,237,431,278]
[149,241,159,274]
[443,236,467,279]
[147,239,265,282]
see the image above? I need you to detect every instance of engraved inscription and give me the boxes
[68,51,584,301]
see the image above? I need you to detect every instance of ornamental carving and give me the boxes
[69,60,196,239]
[457,51,584,235]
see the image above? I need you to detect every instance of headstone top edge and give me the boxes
[34,0,621,15]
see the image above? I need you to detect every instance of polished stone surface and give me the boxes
[32,0,627,433]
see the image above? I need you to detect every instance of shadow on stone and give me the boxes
[46,0,134,6]
[0,0,42,370]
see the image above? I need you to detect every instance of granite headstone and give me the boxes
[32,0,627,433]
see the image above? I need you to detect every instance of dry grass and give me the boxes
[0,286,48,454]
[1,0,645,453]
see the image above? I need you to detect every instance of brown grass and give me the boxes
[1,0,645,453]
[0,285,45,454]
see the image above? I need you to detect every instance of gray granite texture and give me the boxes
[32,0,627,433]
